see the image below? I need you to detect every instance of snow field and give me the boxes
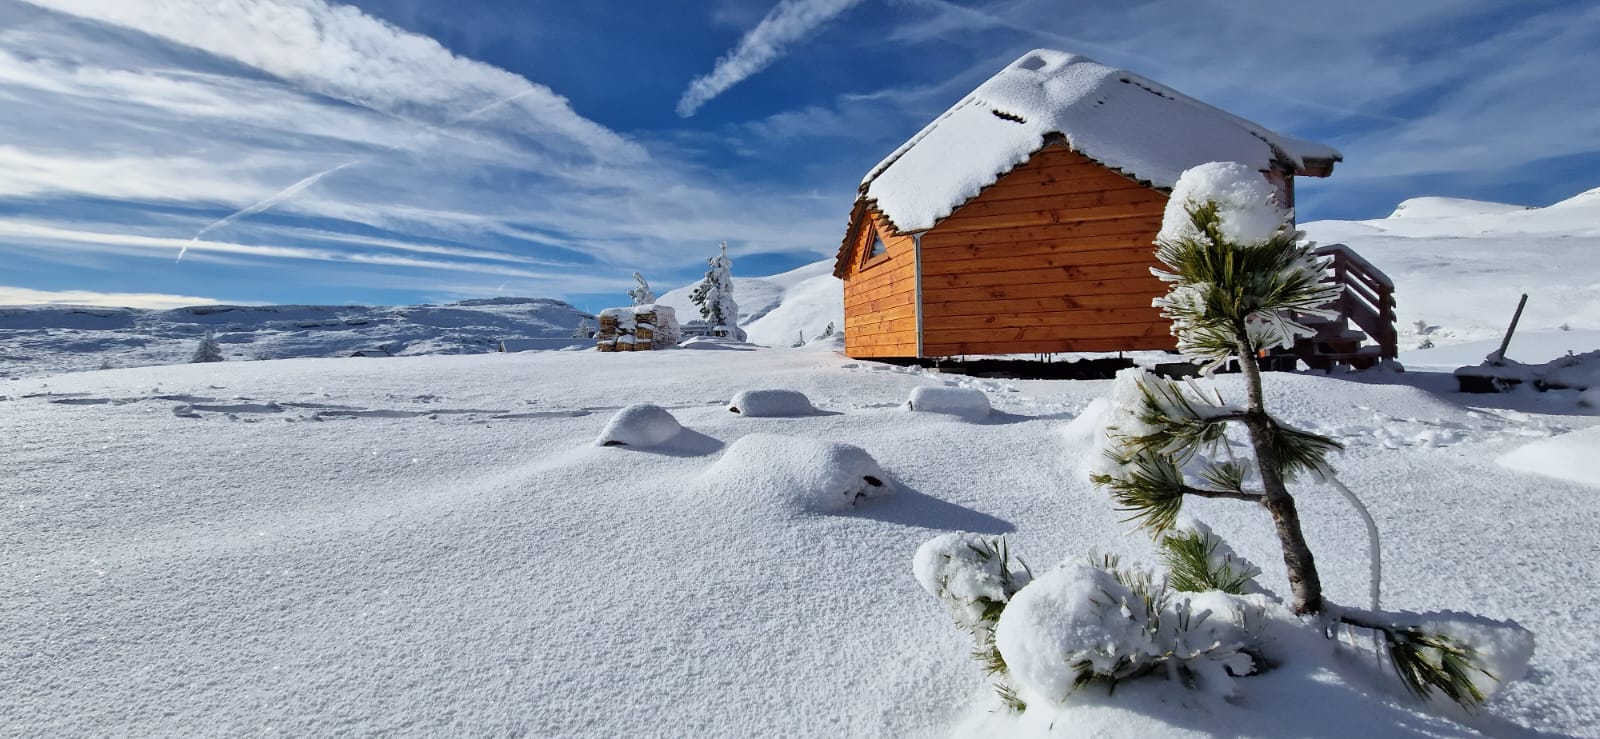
[1,347,1598,736]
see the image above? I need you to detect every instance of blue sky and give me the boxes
[1,0,1596,311]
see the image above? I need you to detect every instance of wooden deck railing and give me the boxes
[1315,243,1398,360]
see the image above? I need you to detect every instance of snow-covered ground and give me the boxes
[3,343,1597,736]
[4,188,1599,735]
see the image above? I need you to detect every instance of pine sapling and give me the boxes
[1091,161,1530,709]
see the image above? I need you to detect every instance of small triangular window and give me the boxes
[867,230,887,259]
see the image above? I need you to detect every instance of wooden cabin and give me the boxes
[835,49,1370,361]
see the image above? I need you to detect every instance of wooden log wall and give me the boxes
[841,212,919,357]
[917,146,1178,357]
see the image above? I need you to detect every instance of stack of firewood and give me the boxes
[595,305,679,352]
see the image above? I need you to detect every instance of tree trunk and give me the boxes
[1236,335,1325,614]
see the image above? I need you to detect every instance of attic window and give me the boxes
[866,229,888,260]
[991,109,1026,124]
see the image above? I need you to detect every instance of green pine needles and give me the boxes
[1160,529,1258,595]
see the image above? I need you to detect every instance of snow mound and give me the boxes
[1402,611,1536,704]
[703,433,893,513]
[595,403,684,448]
[1497,426,1600,489]
[905,386,991,418]
[727,389,818,417]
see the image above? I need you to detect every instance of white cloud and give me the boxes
[0,285,237,309]
[18,0,643,161]
[677,0,863,117]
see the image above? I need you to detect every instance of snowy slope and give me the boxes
[1303,188,1600,366]
[0,297,591,379]
[2,348,1597,736]
[657,259,842,347]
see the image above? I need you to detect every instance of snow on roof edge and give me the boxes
[854,49,1342,235]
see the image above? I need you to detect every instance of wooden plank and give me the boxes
[924,216,1163,247]
[921,291,1161,315]
[942,188,1165,221]
[973,178,1150,206]
[846,342,917,359]
[922,270,1163,292]
[922,335,1176,356]
[927,307,1164,330]
[843,290,915,314]
[844,302,916,324]
[844,275,914,306]
[919,233,1158,262]
[919,249,1157,277]
[935,208,1163,234]
[847,310,918,332]
[924,320,1170,345]
[846,333,917,351]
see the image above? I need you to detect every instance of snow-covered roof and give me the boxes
[859,49,1342,233]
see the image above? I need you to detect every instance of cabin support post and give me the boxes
[913,233,925,357]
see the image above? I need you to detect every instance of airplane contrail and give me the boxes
[174,85,542,263]
[177,161,360,262]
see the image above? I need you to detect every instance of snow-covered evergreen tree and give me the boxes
[1091,161,1527,707]
[190,330,224,363]
[688,241,744,341]
[628,272,656,306]
[572,318,593,339]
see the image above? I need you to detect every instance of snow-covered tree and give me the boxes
[628,272,656,306]
[190,330,224,363]
[688,241,745,341]
[572,317,593,338]
[1091,161,1527,707]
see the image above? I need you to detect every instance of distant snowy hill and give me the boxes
[0,298,591,379]
[1303,187,1600,365]
[6,185,1595,379]
[657,259,842,347]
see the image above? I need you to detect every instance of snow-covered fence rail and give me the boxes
[1316,243,1398,361]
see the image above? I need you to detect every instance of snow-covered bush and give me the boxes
[914,533,1032,707]
[993,557,1267,707]
[595,403,683,448]
[688,241,745,342]
[190,330,224,363]
[727,389,817,417]
[703,433,892,513]
[905,386,990,418]
[1090,161,1533,709]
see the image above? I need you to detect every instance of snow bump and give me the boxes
[727,389,817,417]
[704,433,893,513]
[595,403,684,448]
[905,386,991,419]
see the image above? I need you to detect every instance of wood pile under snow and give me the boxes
[595,304,680,352]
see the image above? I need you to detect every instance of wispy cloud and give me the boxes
[0,0,850,305]
[677,0,863,117]
[0,285,237,309]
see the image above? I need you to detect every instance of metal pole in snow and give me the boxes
[1491,293,1528,364]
